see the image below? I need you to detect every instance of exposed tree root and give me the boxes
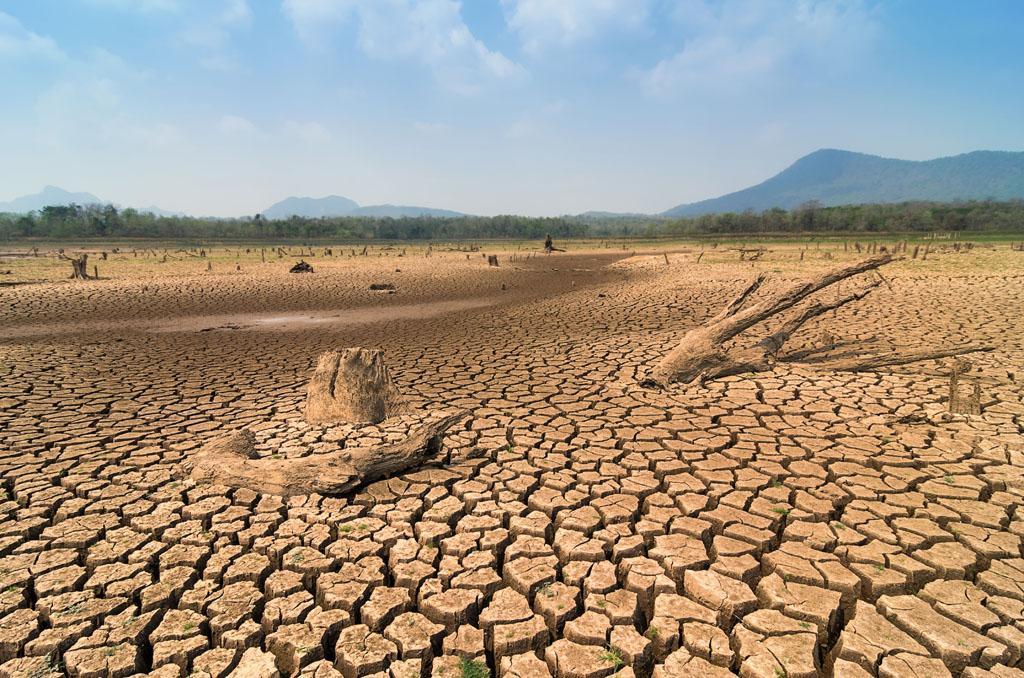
[184,410,466,496]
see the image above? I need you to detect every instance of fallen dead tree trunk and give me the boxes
[185,410,465,496]
[642,254,991,387]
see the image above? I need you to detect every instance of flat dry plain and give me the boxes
[1,242,1022,678]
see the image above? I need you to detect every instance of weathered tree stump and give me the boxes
[487,255,499,267]
[290,260,314,273]
[60,252,92,279]
[543,234,565,253]
[947,359,983,415]
[305,348,404,424]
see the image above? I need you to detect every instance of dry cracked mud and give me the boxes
[0,243,1022,678]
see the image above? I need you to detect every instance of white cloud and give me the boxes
[83,0,181,12]
[504,99,566,139]
[179,0,252,70]
[32,47,179,151]
[219,114,258,135]
[413,121,450,135]
[643,0,878,95]
[501,0,648,54]
[283,120,333,143]
[282,0,523,92]
[123,122,184,148]
[0,12,65,61]
[220,0,252,26]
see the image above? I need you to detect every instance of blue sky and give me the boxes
[1,0,1022,216]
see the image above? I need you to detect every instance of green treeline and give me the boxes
[2,200,1023,241]
[660,200,1024,235]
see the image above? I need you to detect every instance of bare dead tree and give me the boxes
[641,254,991,387]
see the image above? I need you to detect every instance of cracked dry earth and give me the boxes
[1,246,1023,678]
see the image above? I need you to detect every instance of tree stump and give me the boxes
[543,234,565,253]
[60,253,92,279]
[305,348,404,424]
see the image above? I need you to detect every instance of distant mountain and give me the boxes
[0,186,186,217]
[262,194,462,219]
[132,205,186,218]
[351,204,463,218]
[262,195,359,219]
[662,149,1024,217]
[0,185,102,213]
[574,211,651,219]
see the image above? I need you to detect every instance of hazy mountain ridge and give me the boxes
[662,149,1024,217]
[0,186,102,213]
[350,204,463,218]
[0,186,184,217]
[262,195,463,219]
[7,149,1024,221]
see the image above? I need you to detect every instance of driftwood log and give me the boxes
[185,411,465,496]
[642,254,992,387]
[305,348,404,424]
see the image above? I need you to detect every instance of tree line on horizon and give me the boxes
[1,199,1022,241]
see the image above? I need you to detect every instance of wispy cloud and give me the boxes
[219,114,259,135]
[282,0,524,93]
[0,12,65,61]
[501,0,648,55]
[33,48,176,150]
[81,0,252,70]
[505,99,567,138]
[283,120,333,143]
[220,0,252,26]
[83,0,181,13]
[642,0,879,95]
[178,0,252,71]
[413,121,450,135]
